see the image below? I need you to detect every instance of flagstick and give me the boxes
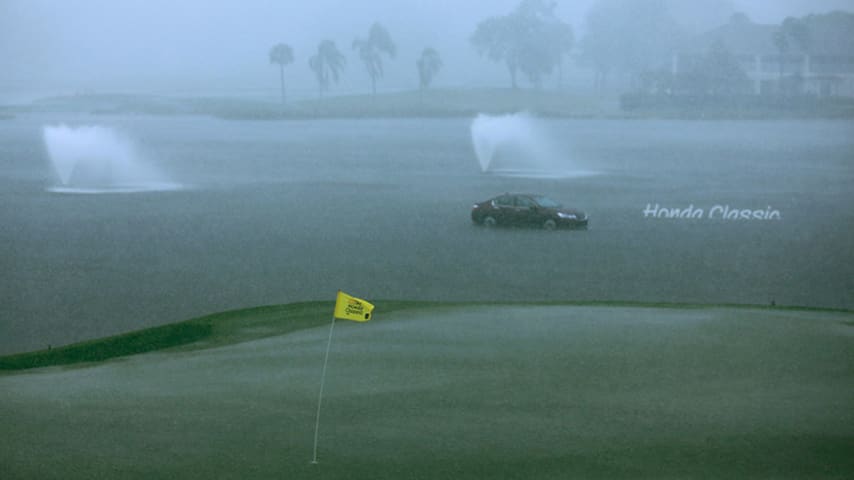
[311,316,336,464]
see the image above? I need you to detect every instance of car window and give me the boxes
[515,196,536,208]
[531,196,561,208]
[494,195,513,207]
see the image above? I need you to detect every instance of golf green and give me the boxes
[1,304,852,479]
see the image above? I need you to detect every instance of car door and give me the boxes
[492,194,515,224]
[512,195,538,226]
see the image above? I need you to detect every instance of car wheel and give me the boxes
[483,216,497,227]
[543,219,557,230]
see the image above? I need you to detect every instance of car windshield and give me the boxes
[531,195,561,208]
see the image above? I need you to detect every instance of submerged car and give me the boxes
[471,193,588,230]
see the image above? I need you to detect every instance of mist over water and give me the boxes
[43,125,181,193]
[470,112,596,178]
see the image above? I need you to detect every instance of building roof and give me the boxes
[800,11,854,56]
[682,11,854,57]
[686,16,782,55]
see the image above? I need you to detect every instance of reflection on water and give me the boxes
[47,183,184,194]
[482,168,601,179]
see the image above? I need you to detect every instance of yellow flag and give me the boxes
[333,291,374,322]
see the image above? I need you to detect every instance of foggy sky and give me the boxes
[1,0,852,99]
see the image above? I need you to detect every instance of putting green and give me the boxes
[1,304,852,479]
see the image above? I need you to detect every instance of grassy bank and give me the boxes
[9,88,854,119]
[1,303,852,479]
[0,300,449,371]
[2,300,849,371]
[620,92,854,119]
[9,88,609,119]
[291,87,608,119]
[0,303,322,370]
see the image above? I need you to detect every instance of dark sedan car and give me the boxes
[471,193,588,230]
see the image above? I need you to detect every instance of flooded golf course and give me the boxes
[2,113,853,478]
[1,114,853,354]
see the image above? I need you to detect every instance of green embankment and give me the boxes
[0,303,319,370]
[10,88,854,119]
[2,302,852,479]
[0,300,435,370]
[8,89,615,119]
[1,300,848,371]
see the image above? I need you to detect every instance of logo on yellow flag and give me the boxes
[333,291,374,322]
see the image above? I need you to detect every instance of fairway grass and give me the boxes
[18,89,854,120]
[1,303,852,479]
[18,88,610,119]
[0,301,438,370]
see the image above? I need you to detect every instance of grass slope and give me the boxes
[12,88,854,119]
[1,300,848,371]
[8,89,616,119]
[0,300,440,370]
[1,303,852,479]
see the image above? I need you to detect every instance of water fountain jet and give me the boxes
[470,112,594,178]
[43,124,181,193]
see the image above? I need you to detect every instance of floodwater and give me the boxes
[1,114,853,354]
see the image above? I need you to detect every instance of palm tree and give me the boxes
[308,40,346,98]
[268,43,294,107]
[416,48,443,90]
[353,23,396,95]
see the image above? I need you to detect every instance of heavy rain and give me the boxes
[1,1,853,478]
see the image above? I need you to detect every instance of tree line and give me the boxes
[268,0,847,106]
[269,22,442,106]
[269,0,573,106]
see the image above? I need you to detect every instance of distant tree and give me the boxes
[580,0,682,90]
[471,0,573,89]
[353,23,396,96]
[518,0,574,89]
[728,12,752,27]
[773,16,810,92]
[308,40,346,98]
[704,40,750,95]
[547,17,575,89]
[268,43,294,107]
[416,48,443,90]
[684,39,750,95]
[665,0,736,34]
[471,15,520,88]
